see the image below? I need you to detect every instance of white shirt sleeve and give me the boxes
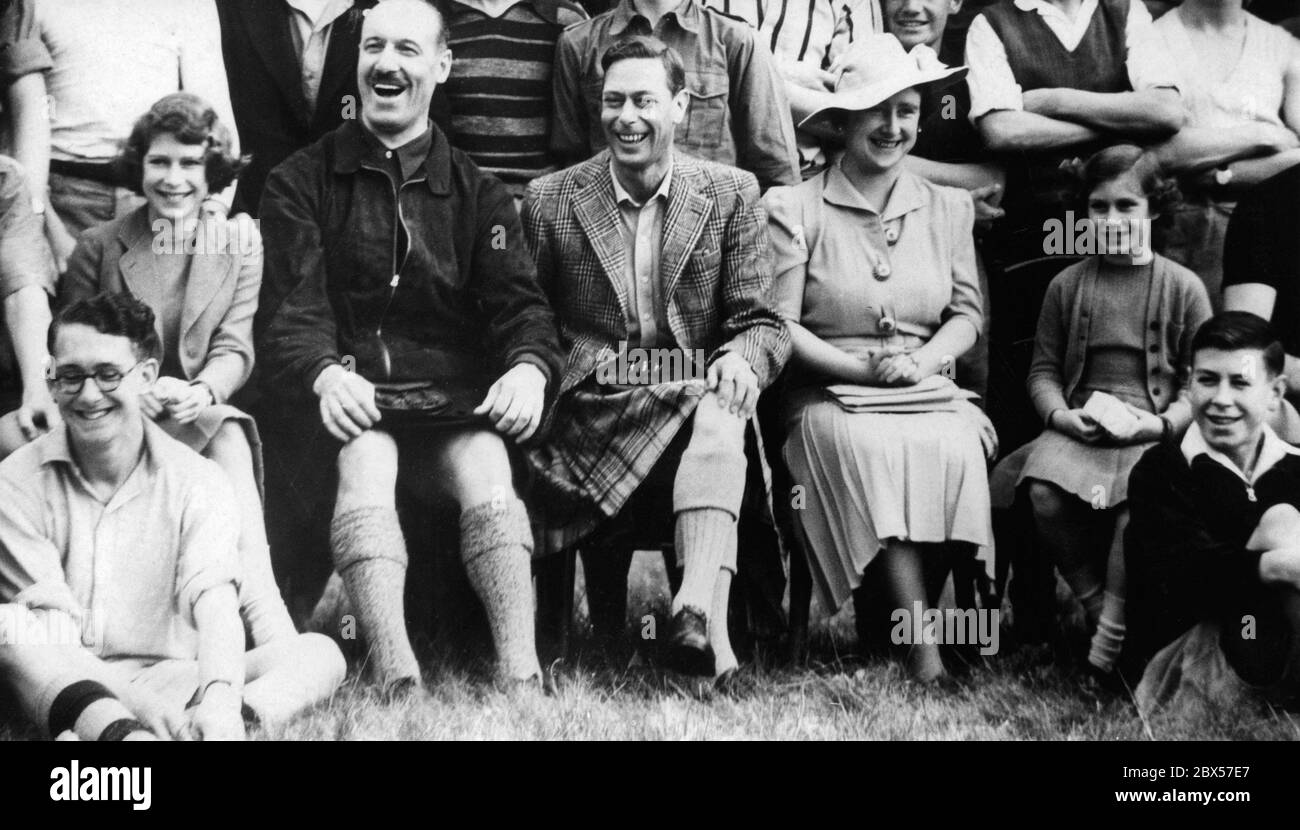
[1124,0,1180,93]
[828,0,883,66]
[965,13,1024,121]
[178,0,241,157]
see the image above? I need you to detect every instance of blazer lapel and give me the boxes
[573,167,632,325]
[180,219,236,342]
[117,213,166,343]
[659,162,711,303]
[241,0,311,127]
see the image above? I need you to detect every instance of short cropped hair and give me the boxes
[50,292,162,363]
[117,93,248,195]
[600,36,686,96]
[1191,311,1286,378]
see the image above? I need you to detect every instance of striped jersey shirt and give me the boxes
[700,0,882,68]
[442,0,587,193]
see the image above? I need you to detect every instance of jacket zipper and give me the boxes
[366,164,414,380]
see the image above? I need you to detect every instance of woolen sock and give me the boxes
[672,508,734,617]
[331,506,420,687]
[460,498,541,682]
[709,566,739,677]
[1088,591,1127,672]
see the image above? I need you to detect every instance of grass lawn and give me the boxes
[4,553,1297,741]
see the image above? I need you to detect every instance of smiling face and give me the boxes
[50,323,157,450]
[1190,348,1285,468]
[884,0,961,50]
[358,0,450,142]
[142,133,209,226]
[1087,171,1153,259]
[600,57,686,177]
[843,88,920,175]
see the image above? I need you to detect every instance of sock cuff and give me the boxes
[49,680,114,737]
[459,497,532,564]
[673,444,747,516]
[331,506,408,571]
[98,718,147,742]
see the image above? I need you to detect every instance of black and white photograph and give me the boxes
[0,0,1297,777]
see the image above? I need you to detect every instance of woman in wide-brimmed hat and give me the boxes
[765,33,996,683]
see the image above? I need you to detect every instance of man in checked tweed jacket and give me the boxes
[522,36,790,681]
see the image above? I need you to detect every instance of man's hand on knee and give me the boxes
[314,365,381,442]
[706,352,759,418]
[474,362,546,443]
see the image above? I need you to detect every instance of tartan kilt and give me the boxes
[527,378,707,552]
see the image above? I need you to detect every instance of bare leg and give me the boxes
[1089,508,1130,672]
[1028,481,1110,626]
[879,539,946,682]
[206,422,296,645]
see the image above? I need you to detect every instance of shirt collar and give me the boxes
[445,0,577,25]
[361,120,434,182]
[1012,0,1099,23]
[610,159,673,208]
[1181,421,1300,484]
[613,0,701,35]
[285,0,354,32]
[37,418,165,504]
[823,162,929,221]
[333,119,452,194]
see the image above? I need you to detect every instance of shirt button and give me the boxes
[1148,344,1160,353]
[874,263,891,280]
[885,227,899,244]
[1151,367,1161,376]
[880,316,896,333]
[385,150,393,159]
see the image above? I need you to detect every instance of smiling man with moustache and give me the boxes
[257,0,563,695]
[1125,312,1300,711]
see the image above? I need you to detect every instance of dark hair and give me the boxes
[49,292,162,363]
[600,36,686,96]
[1069,144,1181,217]
[1191,311,1285,378]
[117,93,248,196]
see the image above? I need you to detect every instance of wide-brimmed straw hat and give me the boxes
[799,33,967,138]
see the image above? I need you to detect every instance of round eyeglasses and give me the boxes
[47,361,145,396]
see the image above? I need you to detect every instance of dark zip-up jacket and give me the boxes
[255,120,562,405]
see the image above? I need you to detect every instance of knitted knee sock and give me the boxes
[1088,591,1127,672]
[709,566,739,677]
[673,509,734,617]
[671,418,746,618]
[460,498,541,682]
[331,506,420,688]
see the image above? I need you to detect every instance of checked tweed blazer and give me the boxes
[522,150,790,396]
[521,152,790,541]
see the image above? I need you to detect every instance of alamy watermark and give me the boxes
[1042,213,1152,258]
[595,341,707,386]
[151,217,260,256]
[890,601,1000,656]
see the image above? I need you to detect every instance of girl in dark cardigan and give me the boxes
[990,145,1212,673]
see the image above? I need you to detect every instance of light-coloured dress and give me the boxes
[764,164,991,611]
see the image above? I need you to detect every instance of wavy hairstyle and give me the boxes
[116,92,249,196]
